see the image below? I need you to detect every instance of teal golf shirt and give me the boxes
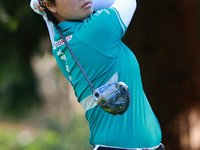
[52,8,162,148]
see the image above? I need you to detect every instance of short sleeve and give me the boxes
[75,8,127,57]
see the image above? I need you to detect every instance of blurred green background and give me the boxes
[0,0,200,150]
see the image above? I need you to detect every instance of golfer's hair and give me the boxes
[44,0,58,25]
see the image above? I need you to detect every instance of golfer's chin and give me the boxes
[67,11,93,21]
[55,9,93,22]
[80,9,93,20]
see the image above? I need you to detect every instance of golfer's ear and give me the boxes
[43,0,57,13]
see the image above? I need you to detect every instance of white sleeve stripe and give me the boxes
[110,7,126,36]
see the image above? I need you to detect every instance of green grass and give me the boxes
[0,115,93,150]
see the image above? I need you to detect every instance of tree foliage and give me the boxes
[0,0,48,118]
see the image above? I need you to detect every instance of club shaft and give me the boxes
[54,24,95,91]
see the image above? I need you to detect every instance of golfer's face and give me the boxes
[53,0,93,22]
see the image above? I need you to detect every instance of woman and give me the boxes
[30,0,164,149]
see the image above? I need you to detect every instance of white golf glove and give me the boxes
[30,0,47,21]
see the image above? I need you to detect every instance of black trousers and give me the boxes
[94,143,165,150]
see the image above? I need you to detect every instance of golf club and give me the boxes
[38,0,130,115]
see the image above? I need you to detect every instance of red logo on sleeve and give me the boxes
[56,35,72,47]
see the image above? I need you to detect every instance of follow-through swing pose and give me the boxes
[30,0,164,149]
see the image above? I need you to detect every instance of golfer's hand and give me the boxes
[30,0,47,21]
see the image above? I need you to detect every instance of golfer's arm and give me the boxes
[45,21,55,46]
[93,0,115,11]
[111,0,137,28]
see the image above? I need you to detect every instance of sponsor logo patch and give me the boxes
[56,35,72,47]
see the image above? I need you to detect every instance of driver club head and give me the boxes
[93,82,130,116]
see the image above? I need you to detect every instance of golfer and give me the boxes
[30,0,164,149]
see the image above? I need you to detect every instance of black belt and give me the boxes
[93,143,165,150]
